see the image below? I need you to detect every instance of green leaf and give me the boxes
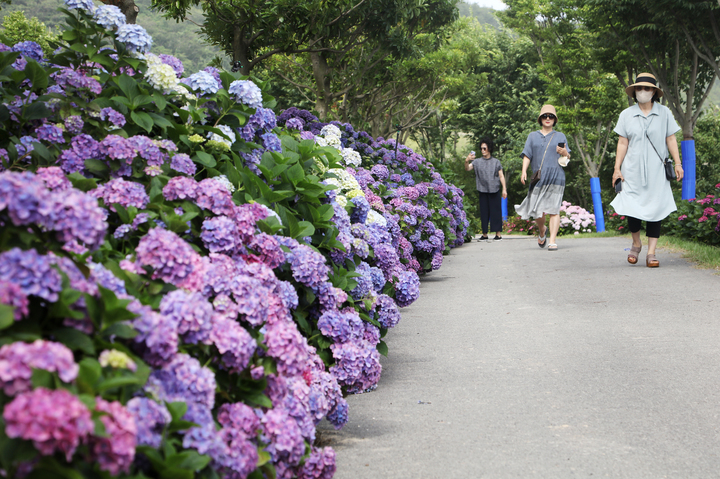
[53,327,95,355]
[194,151,217,167]
[131,111,154,133]
[296,221,315,237]
[24,101,52,121]
[166,450,211,470]
[167,401,188,421]
[116,74,138,99]
[96,375,143,392]
[102,322,138,339]
[377,340,388,357]
[85,158,110,176]
[31,369,53,389]
[0,304,14,330]
[24,60,49,90]
[77,358,102,392]
[152,92,167,111]
[67,173,98,192]
[285,163,305,184]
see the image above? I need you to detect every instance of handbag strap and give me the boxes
[643,116,666,165]
[537,132,556,171]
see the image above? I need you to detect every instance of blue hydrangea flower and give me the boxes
[64,0,96,13]
[183,71,219,95]
[93,5,126,29]
[116,24,153,54]
[228,80,263,109]
[261,132,281,152]
[36,125,65,144]
[12,41,44,63]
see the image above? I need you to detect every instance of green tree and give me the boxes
[0,10,58,55]
[499,0,625,182]
[582,0,716,140]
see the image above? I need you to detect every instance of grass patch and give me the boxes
[657,235,720,272]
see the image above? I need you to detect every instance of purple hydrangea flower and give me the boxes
[127,135,164,166]
[317,308,364,343]
[0,340,79,396]
[264,320,310,377]
[211,316,256,372]
[36,167,70,191]
[36,124,65,144]
[375,294,400,328]
[0,248,62,302]
[160,289,214,344]
[285,118,304,130]
[329,340,381,393]
[0,280,29,320]
[135,228,204,291]
[3,387,94,461]
[286,244,329,288]
[394,270,420,307]
[158,54,184,77]
[99,134,135,162]
[130,302,178,367]
[89,399,136,475]
[298,447,336,479]
[261,132,281,152]
[148,353,216,409]
[100,107,126,128]
[126,397,171,448]
[170,153,196,175]
[91,177,149,211]
[261,408,305,466]
[201,215,239,253]
[53,68,102,95]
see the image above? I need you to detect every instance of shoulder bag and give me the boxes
[530,132,556,187]
[644,117,676,181]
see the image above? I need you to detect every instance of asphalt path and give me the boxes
[318,235,720,478]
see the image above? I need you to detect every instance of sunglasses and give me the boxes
[540,114,556,120]
[635,86,655,92]
[480,147,488,150]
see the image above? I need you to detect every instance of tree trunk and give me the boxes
[100,0,138,24]
[232,26,251,76]
[310,52,332,121]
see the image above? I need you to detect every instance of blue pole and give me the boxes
[501,197,508,221]
[681,139,696,200]
[590,177,605,233]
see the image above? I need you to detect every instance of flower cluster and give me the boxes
[558,201,596,235]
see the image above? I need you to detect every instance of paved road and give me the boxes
[318,236,720,478]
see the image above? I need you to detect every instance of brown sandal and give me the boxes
[627,244,642,264]
[646,253,659,268]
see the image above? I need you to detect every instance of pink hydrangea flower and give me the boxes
[89,398,137,475]
[3,388,93,461]
[0,340,79,395]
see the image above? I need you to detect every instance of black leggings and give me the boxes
[478,191,503,234]
[627,216,661,238]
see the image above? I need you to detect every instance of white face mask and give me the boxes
[636,89,654,104]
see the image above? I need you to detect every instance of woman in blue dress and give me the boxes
[515,105,570,251]
[610,73,684,268]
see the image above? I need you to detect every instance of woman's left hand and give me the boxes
[501,189,507,199]
[556,146,569,156]
[675,163,684,182]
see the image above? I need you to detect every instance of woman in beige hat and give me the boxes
[515,104,571,251]
[610,73,683,267]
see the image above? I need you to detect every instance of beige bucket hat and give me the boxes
[625,72,664,98]
[537,104,558,125]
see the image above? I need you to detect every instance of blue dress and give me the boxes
[610,103,680,222]
[515,130,570,219]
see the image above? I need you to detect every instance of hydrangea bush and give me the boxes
[663,185,720,246]
[557,201,596,235]
[0,2,467,478]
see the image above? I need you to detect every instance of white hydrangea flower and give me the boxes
[324,134,342,150]
[315,136,328,147]
[335,194,348,207]
[346,188,365,199]
[328,168,361,193]
[98,349,137,371]
[213,174,236,193]
[321,124,342,137]
[207,124,236,148]
[145,54,181,93]
[366,210,387,227]
[322,177,341,189]
[340,148,362,167]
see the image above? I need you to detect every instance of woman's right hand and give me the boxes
[612,168,624,187]
[520,170,527,185]
[465,152,475,162]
